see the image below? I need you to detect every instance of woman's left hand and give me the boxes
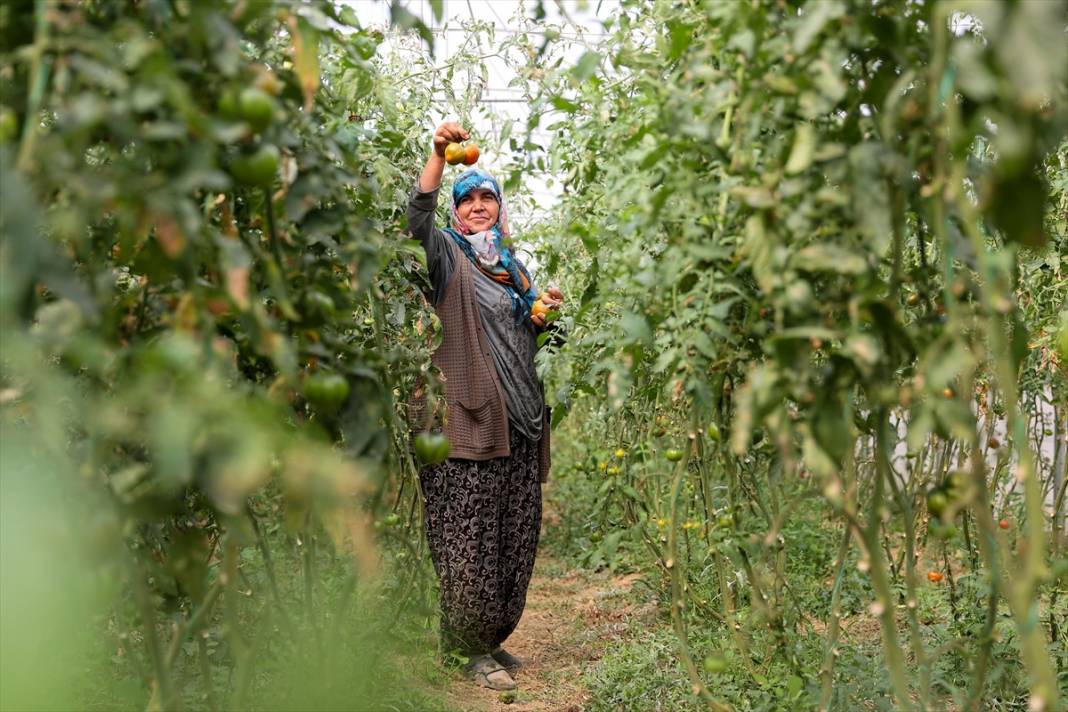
[531,286,564,329]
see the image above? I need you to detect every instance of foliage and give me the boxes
[521,0,1068,709]
[0,1,460,708]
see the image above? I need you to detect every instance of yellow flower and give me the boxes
[657,518,668,528]
[598,462,607,471]
[615,448,626,458]
[606,466,621,475]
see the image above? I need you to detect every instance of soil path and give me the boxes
[439,558,653,712]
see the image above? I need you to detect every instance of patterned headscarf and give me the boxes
[443,168,538,323]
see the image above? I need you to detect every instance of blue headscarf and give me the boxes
[443,168,539,323]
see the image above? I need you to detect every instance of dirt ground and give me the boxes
[437,559,653,712]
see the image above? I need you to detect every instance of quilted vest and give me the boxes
[410,239,551,482]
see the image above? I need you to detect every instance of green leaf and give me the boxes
[619,312,652,345]
[794,0,845,54]
[784,124,816,175]
[571,51,601,82]
[551,95,581,113]
[666,20,694,60]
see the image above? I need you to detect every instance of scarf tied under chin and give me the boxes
[444,169,538,323]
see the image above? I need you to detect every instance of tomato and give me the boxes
[0,108,18,143]
[942,387,954,399]
[590,531,603,543]
[945,470,967,494]
[906,292,920,306]
[463,143,480,165]
[926,490,948,517]
[218,87,242,120]
[383,513,400,527]
[716,515,732,529]
[414,432,451,464]
[444,142,465,165]
[303,372,350,412]
[230,144,279,187]
[238,87,276,132]
[532,300,550,318]
[930,521,957,540]
[706,423,721,443]
[998,518,1009,530]
[665,449,684,462]
[927,571,944,583]
[703,655,728,674]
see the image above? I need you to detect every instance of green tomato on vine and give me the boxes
[230,144,280,187]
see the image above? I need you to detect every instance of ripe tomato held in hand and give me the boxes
[463,143,480,165]
[444,142,465,165]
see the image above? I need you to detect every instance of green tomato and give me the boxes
[303,372,350,412]
[217,87,242,121]
[0,108,17,143]
[230,144,279,187]
[706,423,721,443]
[945,470,967,494]
[703,655,728,674]
[383,513,400,527]
[238,87,276,132]
[930,521,957,540]
[590,531,603,543]
[414,432,451,465]
[926,490,949,517]
[665,448,684,462]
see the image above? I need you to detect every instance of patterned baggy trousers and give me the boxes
[418,428,542,656]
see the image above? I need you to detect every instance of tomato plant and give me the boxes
[518,1,1067,709]
[1,0,1065,710]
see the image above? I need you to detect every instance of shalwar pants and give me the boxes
[418,428,542,656]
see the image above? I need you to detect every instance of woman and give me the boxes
[406,121,564,691]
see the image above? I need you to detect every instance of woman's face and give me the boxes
[456,188,500,233]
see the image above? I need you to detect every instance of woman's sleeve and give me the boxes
[406,184,455,306]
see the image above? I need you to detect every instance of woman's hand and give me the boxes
[419,122,469,192]
[432,122,469,159]
[531,286,564,329]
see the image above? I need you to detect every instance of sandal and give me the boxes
[464,654,517,691]
[491,647,525,672]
